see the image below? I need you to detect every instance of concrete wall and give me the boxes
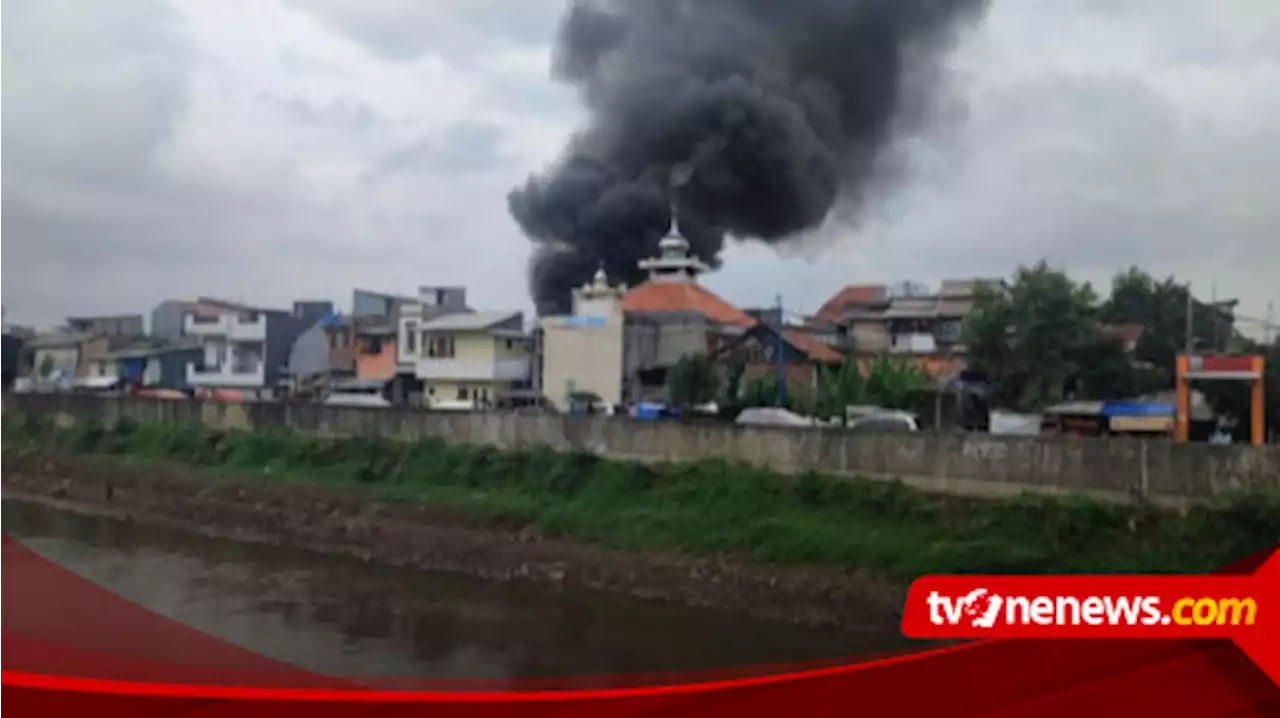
[9,394,1278,503]
[541,314,626,409]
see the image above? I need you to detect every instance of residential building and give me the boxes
[1101,323,1146,354]
[27,332,79,380]
[710,321,846,395]
[103,338,204,391]
[78,334,145,379]
[150,298,258,342]
[66,314,145,338]
[352,289,416,318]
[287,309,404,395]
[393,286,474,405]
[813,278,1006,383]
[412,310,532,409]
[184,301,313,399]
[355,323,399,383]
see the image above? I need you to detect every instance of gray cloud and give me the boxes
[720,0,1280,321]
[372,121,509,179]
[289,0,562,63]
[3,0,1278,333]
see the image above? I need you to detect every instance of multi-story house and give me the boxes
[63,314,147,379]
[66,314,145,338]
[184,301,316,399]
[813,278,1006,382]
[411,310,532,410]
[392,286,473,405]
[150,298,258,342]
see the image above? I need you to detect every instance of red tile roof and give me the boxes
[1101,323,1145,346]
[622,282,757,327]
[855,355,963,383]
[622,281,846,364]
[784,330,844,364]
[815,284,888,322]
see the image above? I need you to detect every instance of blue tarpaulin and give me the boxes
[120,358,146,382]
[1101,402,1174,418]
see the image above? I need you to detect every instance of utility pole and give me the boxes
[1184,281,1195,356]
[775,294,787,409]
[1211,282,1219,351]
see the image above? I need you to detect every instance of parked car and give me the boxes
[323,392,391,408]
[735,407,813,427]
[847,411,920,434]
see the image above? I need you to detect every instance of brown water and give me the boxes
[2,499,908,680]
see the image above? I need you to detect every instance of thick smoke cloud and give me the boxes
[509,0,987,314]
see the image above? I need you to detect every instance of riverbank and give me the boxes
[4,415,1277,627]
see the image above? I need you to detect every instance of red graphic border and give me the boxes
[4,535,1278,715]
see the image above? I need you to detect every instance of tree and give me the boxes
[964,262,1103,411]
[38,354,54,378]
[720,359,746,408]
[1103,267,1236,378]
[666,353,720,409]
[816,356,932,420]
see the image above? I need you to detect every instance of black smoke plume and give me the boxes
[510,0,987,314]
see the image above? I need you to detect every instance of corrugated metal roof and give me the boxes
[420,310,522,332]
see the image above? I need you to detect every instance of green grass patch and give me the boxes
[5,413,1277,580]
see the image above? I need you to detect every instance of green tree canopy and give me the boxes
[964,262,1106,411]
[1103,267,1238,376]
[666,353,720,409]
[816,356,932,419]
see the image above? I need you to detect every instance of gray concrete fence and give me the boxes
[6,394,1278,503]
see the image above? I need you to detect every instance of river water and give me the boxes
[3,500,907,681]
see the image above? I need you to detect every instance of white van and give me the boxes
[848,411,920,434]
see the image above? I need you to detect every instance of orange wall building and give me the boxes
[355,330,398,381]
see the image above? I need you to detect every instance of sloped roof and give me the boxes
[1101,323,1145,346]
[420,310,522,332]
[815,284,888,322]
[622,283,756,327]
[783,330,844,364]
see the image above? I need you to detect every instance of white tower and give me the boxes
[636,204,711,283]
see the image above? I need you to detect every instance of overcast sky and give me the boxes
[3,0,1278,335]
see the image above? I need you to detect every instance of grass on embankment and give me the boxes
[4,414,1277,580]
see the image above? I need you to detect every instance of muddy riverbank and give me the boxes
[2,452,908,631]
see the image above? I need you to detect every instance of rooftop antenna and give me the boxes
[669,164,692,234]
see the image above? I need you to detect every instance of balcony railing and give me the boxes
[415,358,530,381]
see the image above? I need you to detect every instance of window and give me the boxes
[428,335,455,358]
[457,386,469,400]
[403,322,418,354]
[505,339,514,350]
[935,320,962,342]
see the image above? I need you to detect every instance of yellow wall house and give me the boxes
[413,310,531,410]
